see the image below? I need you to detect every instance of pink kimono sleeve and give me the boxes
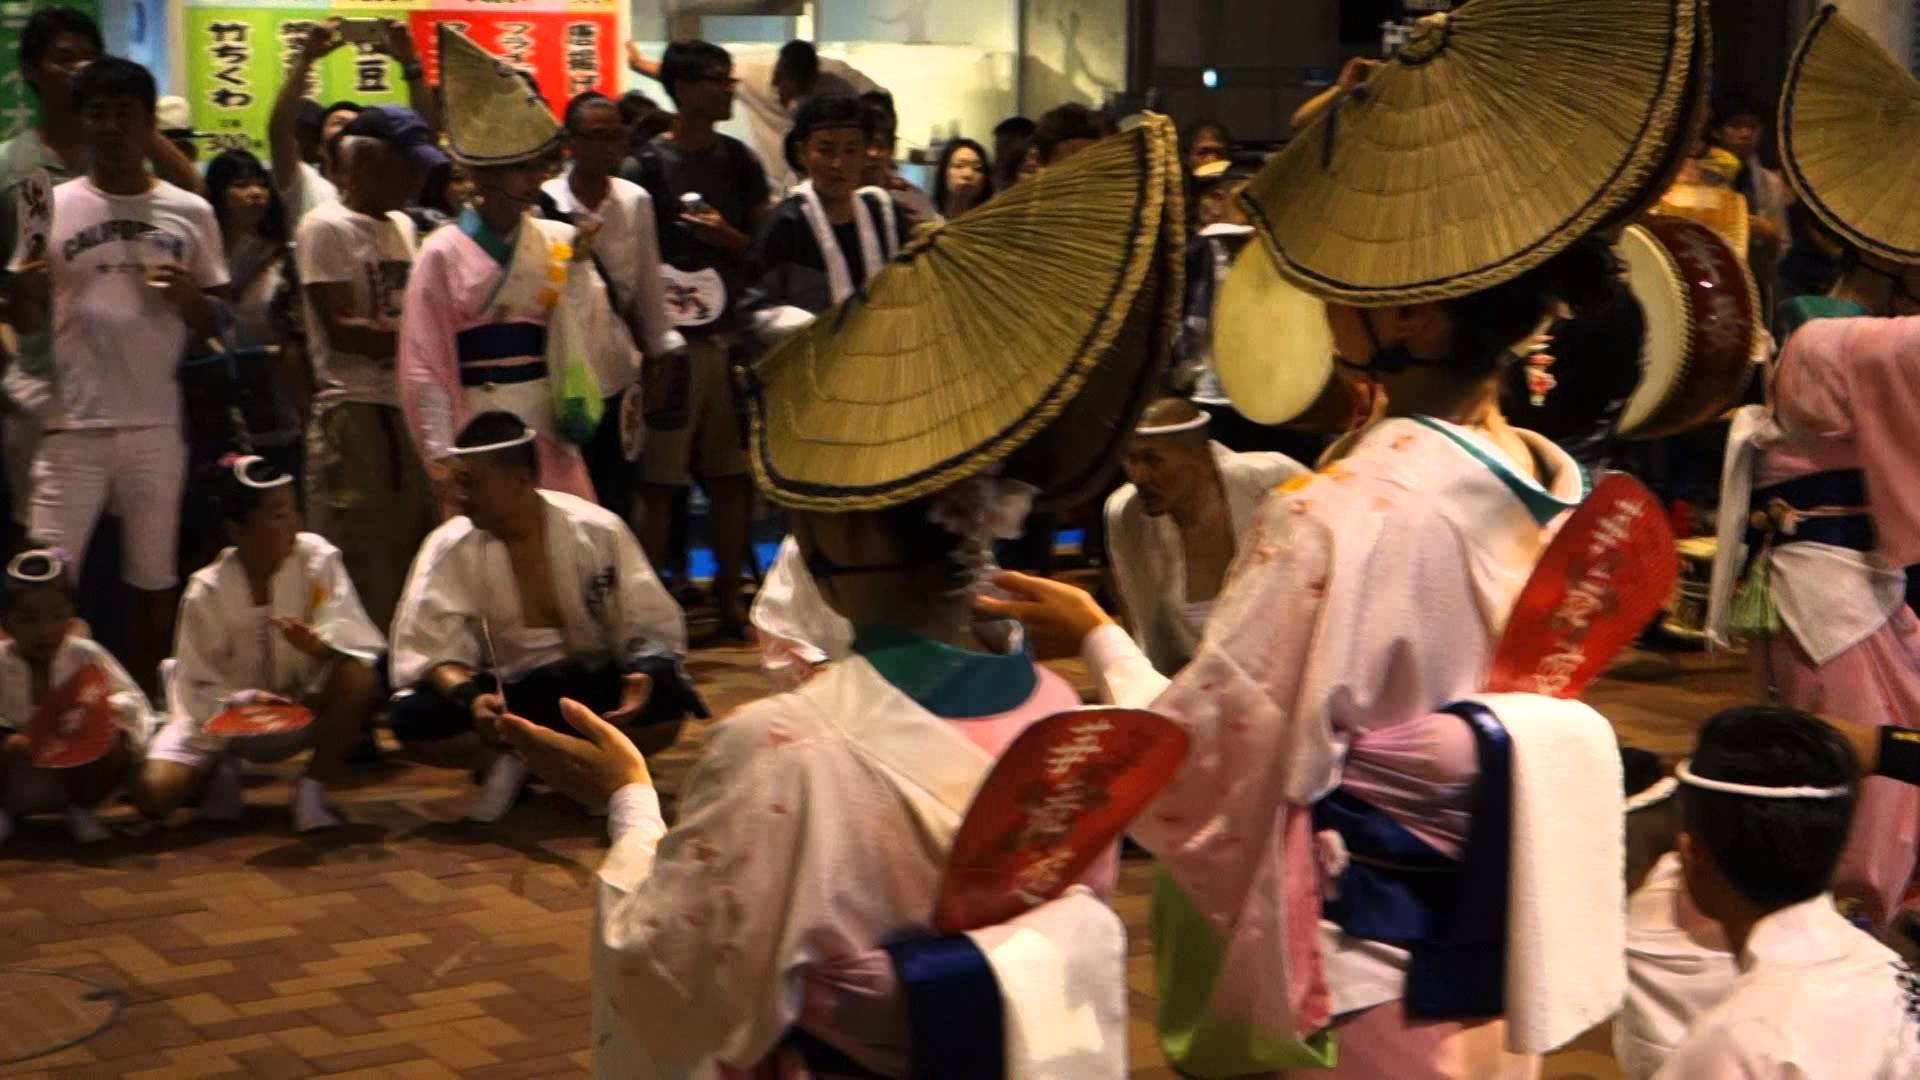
[1773,317,1920,567]
[396,241,464,463]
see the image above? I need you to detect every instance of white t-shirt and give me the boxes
[280,160,338,228]
[11,177,227,430]
[295,198,417,410]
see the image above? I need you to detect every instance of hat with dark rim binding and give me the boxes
[438,26,561,168]
[1779,6,1920,264]
[744,114,1184,512]
[1214,0,1703,427]
[1239,0,1699,306]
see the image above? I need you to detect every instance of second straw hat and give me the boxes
[745,114,1184,512]
[1241,0,1701,306]
[1779,5,1920,263]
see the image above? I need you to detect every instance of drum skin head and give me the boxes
[1615,225,1688,436]
[1214,242,1338,426]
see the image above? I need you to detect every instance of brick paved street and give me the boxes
[1,640,1748,1078]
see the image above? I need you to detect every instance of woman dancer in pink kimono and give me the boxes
[980,1,1703,1073]
[1706,7,1920,929]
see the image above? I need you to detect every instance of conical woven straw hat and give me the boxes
[1241,0,1699,307]
[746,114,1183,511]
[439,26,561,167]
[1780,6,1920,262]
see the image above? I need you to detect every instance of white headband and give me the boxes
[1133,414,1209,436]
[6,548,65,583]
[1624,776,1678,814]
[1675,758,1850,800]
[447,429,538,456]
[231,454,293,491]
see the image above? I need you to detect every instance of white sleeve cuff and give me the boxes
[607,782,663,843]
[1082,622,1170,709]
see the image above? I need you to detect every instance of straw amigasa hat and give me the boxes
[1215,0,1703,425]
[745,114,1183,511]
[438,26,561,167]
[1780,6,1920,263]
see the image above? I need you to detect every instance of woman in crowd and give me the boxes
[932,136,993,220]
[202,149,308,481]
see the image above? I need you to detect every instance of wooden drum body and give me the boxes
[1614,215,1760,440]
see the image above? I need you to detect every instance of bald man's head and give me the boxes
[1123,398,1216,517]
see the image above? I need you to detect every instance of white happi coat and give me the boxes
[390,490,686,687]
[1103,442,1305,674]
[590,655,1127,1079]
[1083,415,1595,1068]
[1653,893,1920,1079]
[0,635,151,747]
[172,532,385,726]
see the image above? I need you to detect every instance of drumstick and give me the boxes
[480,617,507,714]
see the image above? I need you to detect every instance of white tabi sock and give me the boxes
[291,777,340,833]
[468,754,529,823]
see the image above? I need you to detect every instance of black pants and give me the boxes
[390,663,627,743]
[583,392,633,517]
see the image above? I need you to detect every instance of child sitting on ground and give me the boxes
[134,456,384,833]
[0,548,151,845]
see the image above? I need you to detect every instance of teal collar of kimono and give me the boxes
[853,626,1036,719]
[1412,415,1586,526]
[458,206,517,267]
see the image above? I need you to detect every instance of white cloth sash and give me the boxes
[791,180,898,304]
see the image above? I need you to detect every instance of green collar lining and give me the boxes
[458,206,516,267]
[853,626,1037,719]
[1412,416,1581,526]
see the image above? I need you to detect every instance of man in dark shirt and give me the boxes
[621,41,770,638]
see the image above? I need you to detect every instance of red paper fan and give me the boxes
[29,664,119,768]
[206,703,313,737]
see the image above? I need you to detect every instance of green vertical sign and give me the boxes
[0,0,103,140]
[185,7,409,156]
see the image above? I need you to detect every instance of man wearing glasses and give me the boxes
[620,42,772,640]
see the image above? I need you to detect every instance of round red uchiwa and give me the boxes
[935,707,1189,934]
[1486,472,1677,698]
[206,703,313,738]
[29,664,119,768]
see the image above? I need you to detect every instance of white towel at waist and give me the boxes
[966,886,1128,1080]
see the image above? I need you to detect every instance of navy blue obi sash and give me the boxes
[455,323,548,387]
[1749,468,1875,553]
[1311,701,1512,1020]
[788,935,1006,1079]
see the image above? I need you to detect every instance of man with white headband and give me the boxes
[1104,397,1303,675]
[1645,704,1920,1078]
[387,411,697,823]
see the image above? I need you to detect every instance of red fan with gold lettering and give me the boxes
[28,664,120,767]
[935,707,1189,934]
[206,702,312,737]
[1486,472,1676,697]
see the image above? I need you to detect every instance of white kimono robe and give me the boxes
[0,635,151,747]
[1653,893,1920,1079]
[172,532,385,727]
[1082,415,1588,1072]
[390,490,686,688]
[590,653,1126,1078]
[1103,442,1305,674]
